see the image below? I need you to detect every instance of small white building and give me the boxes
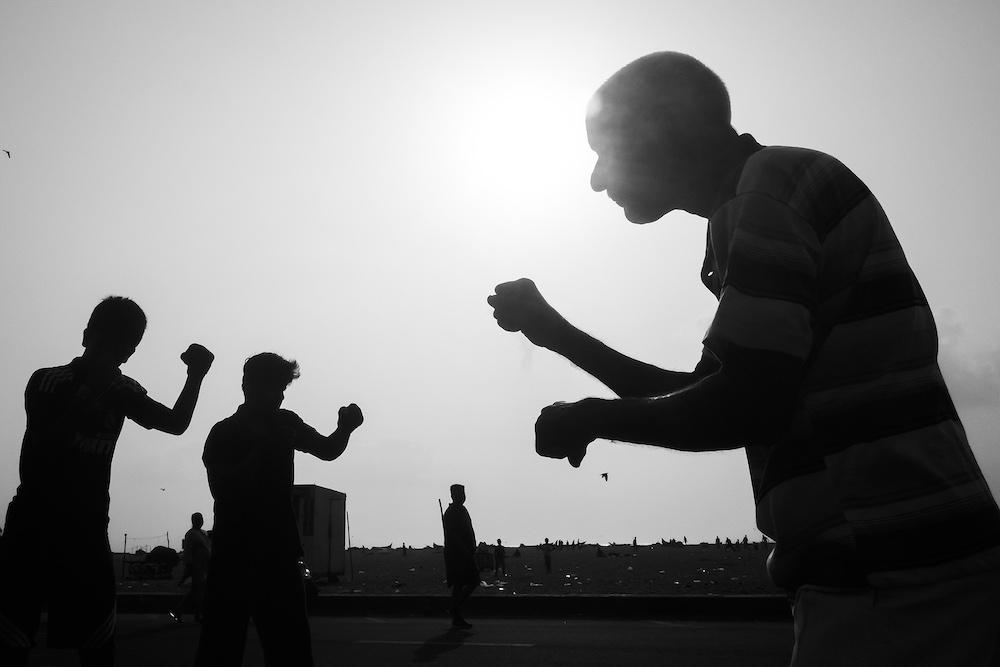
[291,484,346,579]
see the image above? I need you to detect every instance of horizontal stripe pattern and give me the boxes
[81,603,116,650]
[0,610,31,648]
[705,141,1000,587]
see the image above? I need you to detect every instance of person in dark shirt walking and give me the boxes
[443,484,478,629]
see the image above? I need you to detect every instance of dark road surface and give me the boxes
[27,613,793,666]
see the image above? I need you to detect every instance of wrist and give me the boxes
[578,396,602,432]
[577,397,618,441]
[542,315,575,353]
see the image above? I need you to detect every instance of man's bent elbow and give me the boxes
[159,415,193,436]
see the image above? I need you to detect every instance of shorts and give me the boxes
[790,569,1000,666]
[0,524,116,651]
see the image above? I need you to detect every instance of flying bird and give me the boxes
[3,150,9,158]
[600,473,608,481]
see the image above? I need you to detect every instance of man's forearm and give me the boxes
[562,371,788,453]
[584,394,742,452]
[160,373,207,435]
[548,324,699,398]
[308,428,351,461]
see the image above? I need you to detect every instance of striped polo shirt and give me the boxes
[702,135,1000,589]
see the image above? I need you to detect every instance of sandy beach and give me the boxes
[116,541,783,599]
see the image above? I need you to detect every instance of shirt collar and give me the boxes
[701,134,764,296]
[708,133,764,217]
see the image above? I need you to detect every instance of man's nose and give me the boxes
[590,162,606,192]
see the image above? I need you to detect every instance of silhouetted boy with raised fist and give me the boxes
[0,296,214,666]
[196,352,363,667]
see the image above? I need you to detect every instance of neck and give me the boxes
[684,131,753,218]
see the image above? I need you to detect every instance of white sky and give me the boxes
[2,0,998,552]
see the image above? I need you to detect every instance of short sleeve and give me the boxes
[279,410,325,454]
[112,376,159,430]
[703,192,821,365]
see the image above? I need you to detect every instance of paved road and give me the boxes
[27,614,793,666]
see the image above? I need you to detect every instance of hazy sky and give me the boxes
[2,1,998,553]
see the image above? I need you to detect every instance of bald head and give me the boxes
[586,52,741,221]
[588,52,732,156]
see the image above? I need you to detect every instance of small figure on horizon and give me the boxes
[443,484,479,630]
[632,536,638,555]
[493,539,507,577]
[170,512,212,623]
[0,296,213,667]
[195,352,363,666]
[542,537,555,573]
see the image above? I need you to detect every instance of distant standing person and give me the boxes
[195,353,363,667]
[170,512,212,623]
[0,296,214,667]
[493,539,507,577]
[542,538,554,573]
[443,484,479,629]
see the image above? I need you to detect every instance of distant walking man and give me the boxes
[170,512,212,623]
[195,353,363,666]
[541,537,554,573]
[488,51,1000,664]
[443,484,478,629]
[0,296,214,667]
[493,539,507,577]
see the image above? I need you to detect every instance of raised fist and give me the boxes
[487,278,565,350]
[180,343,215,377]
[535,400,594,468]
[338,403,364,432]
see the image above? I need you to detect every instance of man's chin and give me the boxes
[622,206,663,224]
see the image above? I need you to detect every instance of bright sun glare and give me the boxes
[445,75,596,209]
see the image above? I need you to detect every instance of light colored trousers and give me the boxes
[791,569,1000,666]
